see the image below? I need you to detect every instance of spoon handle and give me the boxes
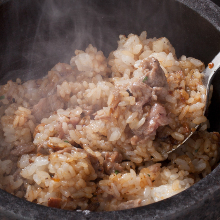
[203,52,220,114]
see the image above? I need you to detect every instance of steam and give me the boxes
[1,0,119,83]
[1,0,209,84]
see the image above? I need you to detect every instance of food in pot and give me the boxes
[0,31,218,211]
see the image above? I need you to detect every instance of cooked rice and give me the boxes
[0,31,219,211]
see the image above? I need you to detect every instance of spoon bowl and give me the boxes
[167,52,220,154]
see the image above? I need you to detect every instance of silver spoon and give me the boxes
[167,52,220,154]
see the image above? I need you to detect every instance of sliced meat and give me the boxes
[37,144,50,155]
[117,199,141,210]
[134,103,169,138]
[130,81,152,114]
[103,151,123,175]
[13,168,22,181]
[141,57,167,88]
[11,143,35,156]
[48,94,64,112]
[32,98,47,122]
[87,153,104,178]
[32,94,64,122]
[153,87,168,102]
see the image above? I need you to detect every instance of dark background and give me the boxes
[212,0,220,6]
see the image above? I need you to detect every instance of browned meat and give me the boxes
[48,197,62,209]
[32,98,47,122]
[37,144,50,155]
[153,87,168,102]
[130,81,152,114]
[32,94,64,122]
[12,168,22,181]
[11,143,35,156]
[87,153,104,178]
[49,94,64,112]
[141,57,167,87]
[103,151,123,175]
[134,103,169,138]
[117,199,141,210]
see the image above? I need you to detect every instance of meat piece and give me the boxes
[48,197,62,209]
[32,94,64,122]
[37,144,50,155]
[87,153,104,178]
[130,81,152,114]
[11,143,35,156]
[13,168,22,181]
[117,199,141,210]
[141,57,167,87]
[134,103,169,138]
[103,151,124,175]
[32,98,47,122]
[49,94,64,112]
[153,87,168,102]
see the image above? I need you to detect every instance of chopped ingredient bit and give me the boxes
[126,89,133,96]
[114,170,119,175]
[64,140,69,143]
[0,95,5,100]
[142,76,148,82]
[195,149,199,152]
[208,62,214,69]
[147,174,150,177]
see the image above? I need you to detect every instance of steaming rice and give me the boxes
[0,31,219,211]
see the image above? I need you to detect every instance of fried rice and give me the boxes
[0,31,219,211]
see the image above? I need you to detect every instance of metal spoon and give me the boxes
[167,52,220,154]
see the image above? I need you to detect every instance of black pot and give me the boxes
[0,0,220,219]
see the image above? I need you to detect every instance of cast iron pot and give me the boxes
[0,0,220,219]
